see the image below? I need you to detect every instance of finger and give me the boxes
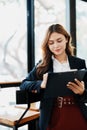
[74,78,82,86]
[67,83,80,94]
[81,81,85,87]
[74,79,85,88]
[74,79,85,91]
[67,82,84,94]
[67,82,79,89]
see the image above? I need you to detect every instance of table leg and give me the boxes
[13,126,18,130]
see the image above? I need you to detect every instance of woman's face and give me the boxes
[48,32,67,57]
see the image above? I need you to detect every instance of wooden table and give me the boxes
[0,105,40,130]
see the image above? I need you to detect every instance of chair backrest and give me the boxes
[16,90,43,105]
[15,90,41,126]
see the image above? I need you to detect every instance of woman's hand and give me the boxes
[67,78,85,95]
[41,73,48,89]
[31,73,48,93]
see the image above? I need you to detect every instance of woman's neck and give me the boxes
[54,53,68,63]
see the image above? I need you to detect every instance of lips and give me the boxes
[54,48,61,52]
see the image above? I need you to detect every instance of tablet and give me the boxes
[44,69,87,98]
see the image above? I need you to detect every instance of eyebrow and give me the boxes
[49,37,62,41]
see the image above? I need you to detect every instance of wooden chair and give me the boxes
[0,90,42,130]
[0,106,40,130]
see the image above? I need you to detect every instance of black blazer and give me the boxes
[20,55,87,130]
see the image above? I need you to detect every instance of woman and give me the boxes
[20,24,87,130]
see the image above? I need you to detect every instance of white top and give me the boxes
[52,56,70,72]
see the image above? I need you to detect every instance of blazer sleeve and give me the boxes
[20,65,42,93]
[77,73,87,103]
[76,60,87,103]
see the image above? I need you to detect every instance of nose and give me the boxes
[54,41,59,48]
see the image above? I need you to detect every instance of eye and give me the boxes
[48,41,54,45]
[57,39,62,42]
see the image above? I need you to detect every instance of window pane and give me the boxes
[34,0,68,63]
[76,0,87,65]
[0,87,17,105]
[0,0,27,82]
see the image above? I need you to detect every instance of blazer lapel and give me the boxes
[48,55,86,72]
[68,55,84,70]
[68,56,77,69]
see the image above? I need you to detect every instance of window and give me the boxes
[0,0,27,120]
[76,0,87,65]
[0,0,27,82]
[34,0,69,63]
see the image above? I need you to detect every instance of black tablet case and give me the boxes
[44,69,87,98]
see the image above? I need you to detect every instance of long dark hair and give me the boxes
[36,24,74,79]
